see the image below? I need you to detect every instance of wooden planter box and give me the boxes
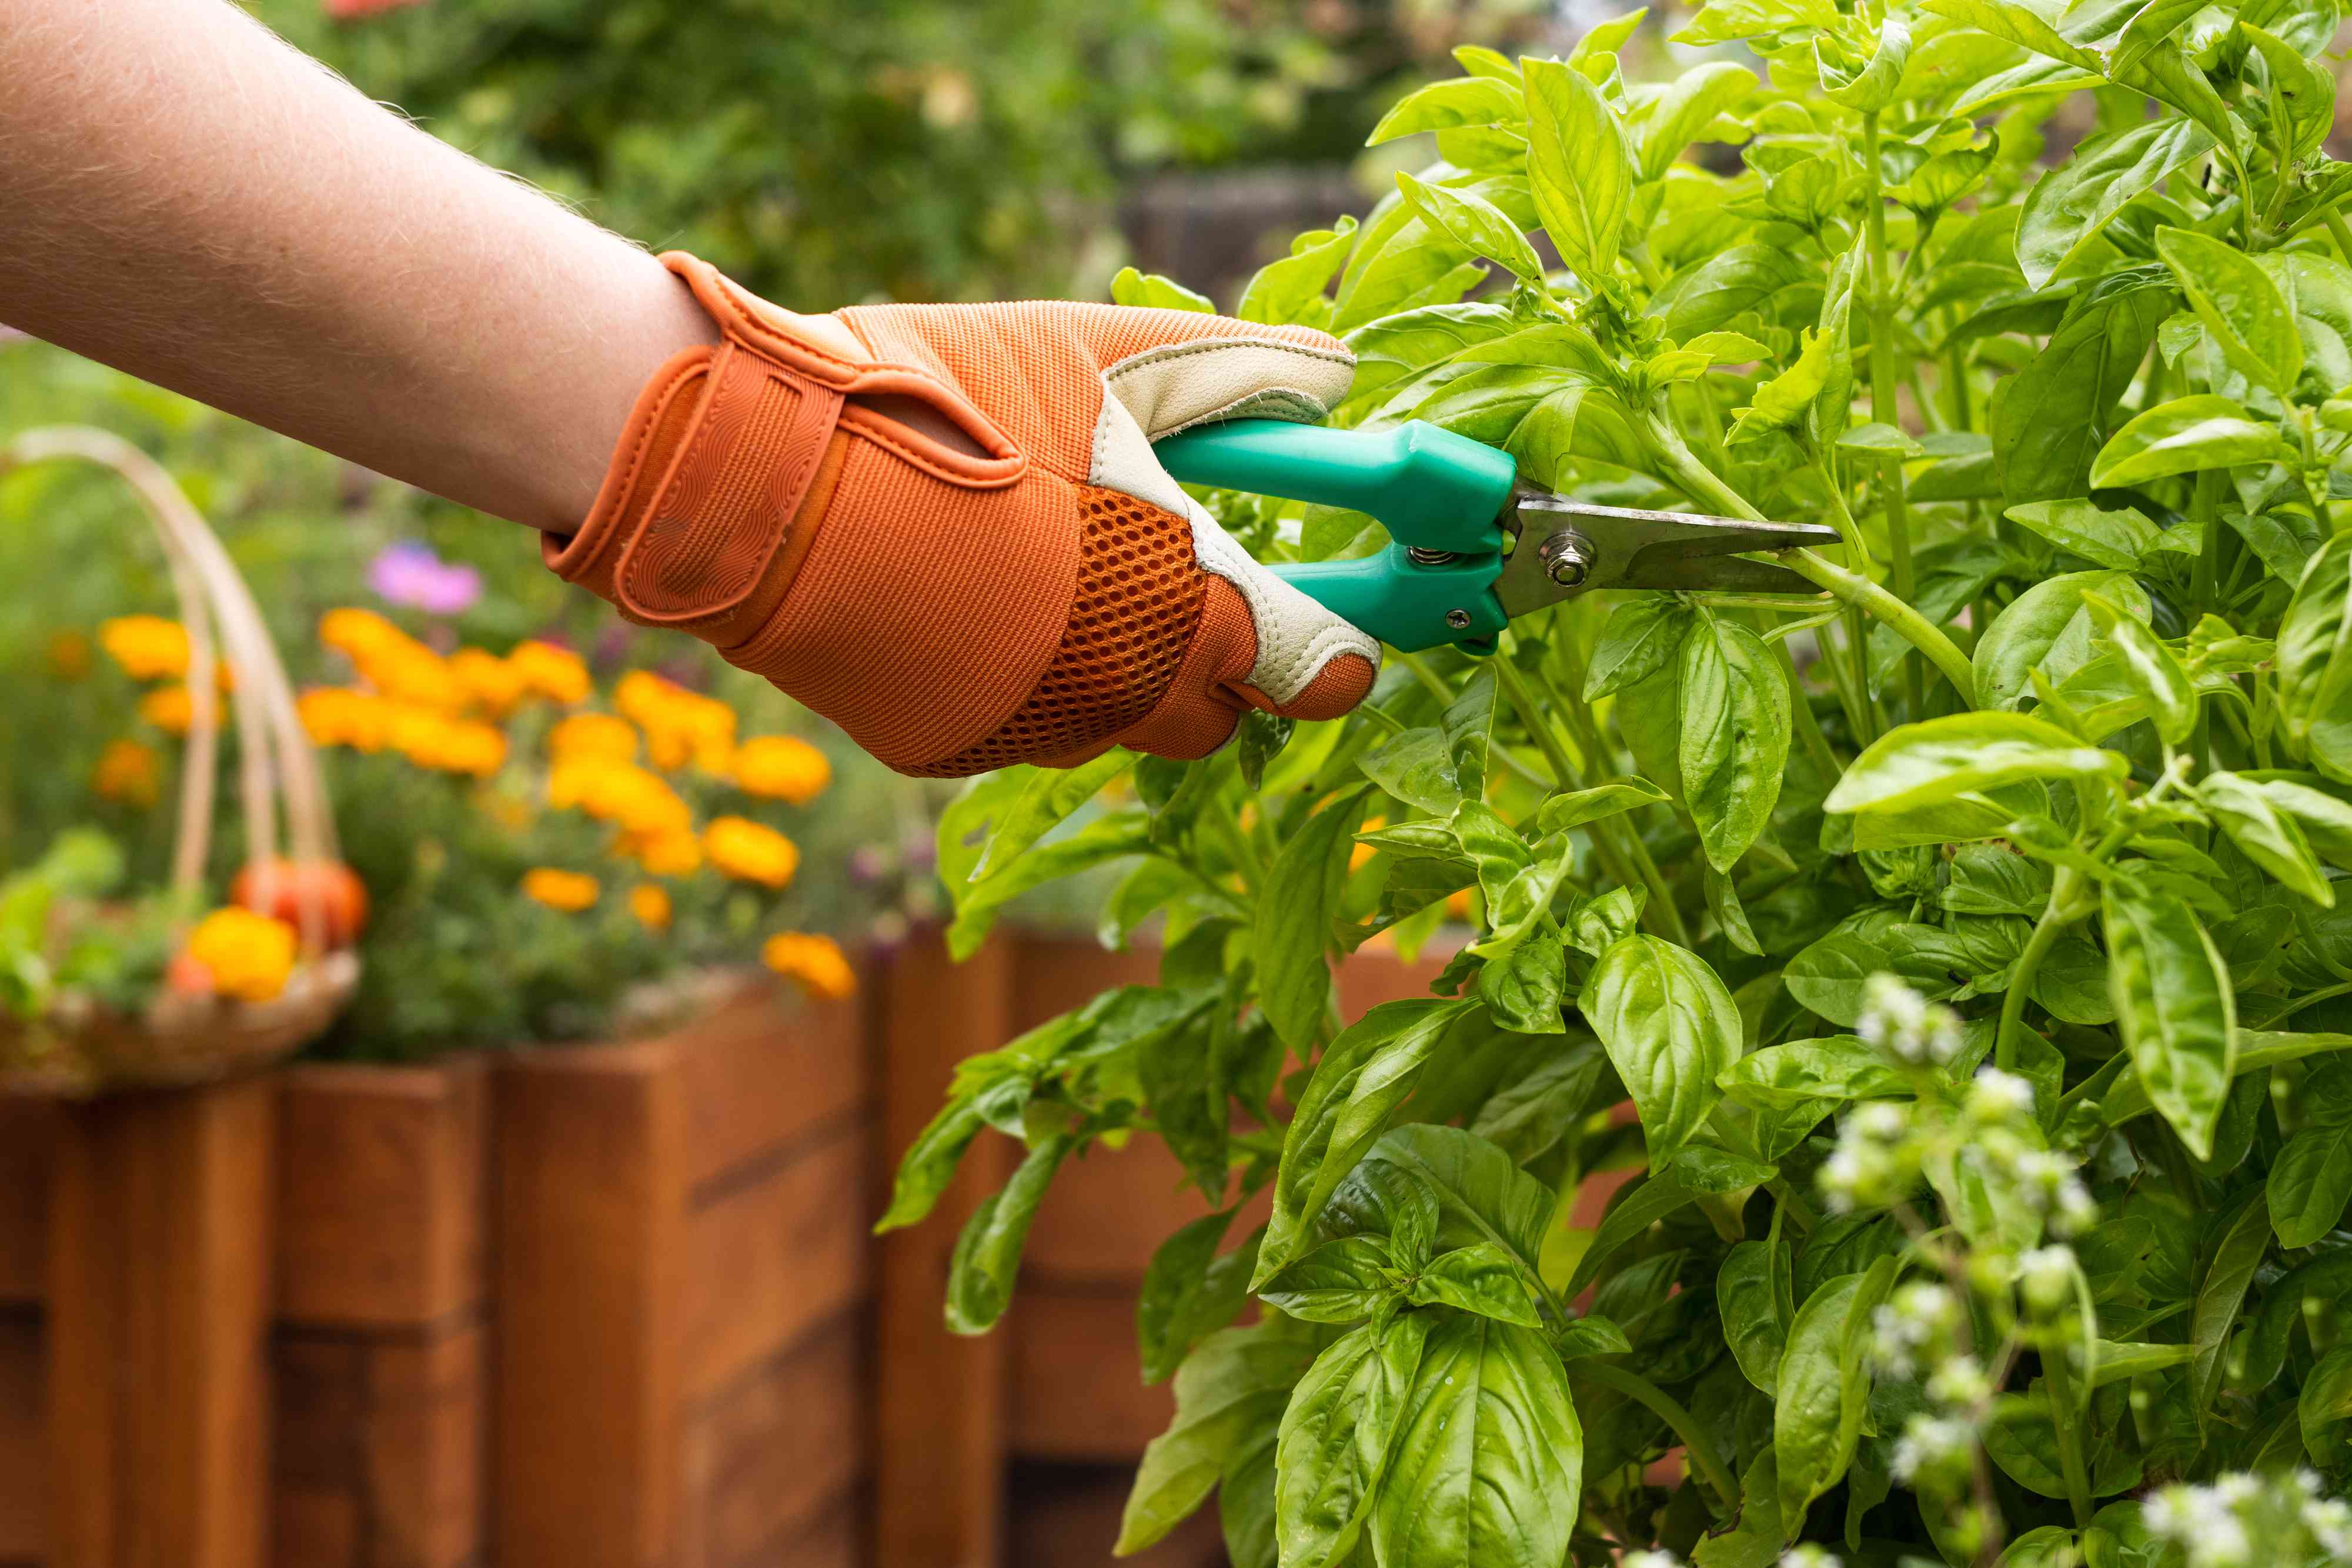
[0,1059,490,1568]
[0,975,868,1568]
[494,979,871,1568]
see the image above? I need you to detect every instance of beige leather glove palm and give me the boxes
[544,253,1379,777]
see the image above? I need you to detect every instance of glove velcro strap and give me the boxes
[612,341,844,628]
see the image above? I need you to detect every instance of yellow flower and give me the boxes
[299,687,393,752]
[629,884,672,931]
[733,735,831,804]
[549,757,691,835]
[46,631,92,680]
[378,706,507,777]
[509,640,590,705]
[449,647,528,715]
[99,615,189,680]
[92,738,161,806]
[319,607,404,660]
[704,816,799,888]
[365,641,465,710]
[761,932,856,1001]
[617,671,736,771]
[186,907,299,1002]
[622,827,703,877]
[522,868,599,912]
[550,713,639,763]
[140,683,196,735]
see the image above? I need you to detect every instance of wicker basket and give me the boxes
[0,427,358,1096]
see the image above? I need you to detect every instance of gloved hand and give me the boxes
[544,253,1379,777]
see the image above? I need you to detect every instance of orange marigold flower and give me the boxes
[704,816,799,888]
[99,615,189,680]
[319,607,404,659]
[1444,888,1476,922]
[92,738,161,806]
[448,647,528,715]
[623,827,704,877]
[760,932,856,1000]
[298,687,392,752]
[140,683,196,735]
[45,631,92,680]
[364,642,465,710]
[617,670,736,771]
[732,735,831,804]
[549,758,691,835]
[522,868,599,912]
[550,713,639,763]
[185,907,298,1002]
[629,884,672,931]
[509,640,590,705]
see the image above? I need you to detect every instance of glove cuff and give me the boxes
[542,255,857,646]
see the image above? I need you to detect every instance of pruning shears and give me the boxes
[1152,419,1839,654]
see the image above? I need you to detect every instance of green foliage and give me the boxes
[894,5,2352,1562]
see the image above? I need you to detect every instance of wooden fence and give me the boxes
[0,932,1452,1568]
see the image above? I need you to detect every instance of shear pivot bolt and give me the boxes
[1539,530,1593,589]
[1446,609,1472,630]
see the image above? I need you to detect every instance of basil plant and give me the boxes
[882,2,2352,1563]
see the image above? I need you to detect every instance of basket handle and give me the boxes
[0,427,343,952]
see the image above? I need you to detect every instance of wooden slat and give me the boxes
[1025,1134,1271,1285]
[270,1489,361,1568]
[48,1075,276,1568]
[495,1042,685,1568]
[680,1122,869,1401]
[271,1336,366,1493]
[873,930,1016,1568]
[276,1061,487,1330]
[675,982,867,1193]
[365,1322,488,1568]
[1007,1286,1172,1462]
[679,1314,864,1568]
[0,1101,52,1305]
[1008,937,1154,1032]
[0,1309,46,1563]
[766,1495,863,1568]
[1007,1461,1226,1568]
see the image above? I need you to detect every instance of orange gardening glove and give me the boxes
[544,253,1380,778]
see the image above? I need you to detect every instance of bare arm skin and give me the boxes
[0,0,717,533]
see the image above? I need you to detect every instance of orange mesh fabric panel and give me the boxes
[717,436,1076,771]
[913,486,1207,777]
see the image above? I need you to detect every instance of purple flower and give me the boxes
[849,845,890,884]
[368,541,482,617]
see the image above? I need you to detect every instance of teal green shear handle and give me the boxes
[1152,418,1840,653]
[1154,419,1518,651]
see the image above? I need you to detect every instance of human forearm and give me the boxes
[0,0,713,531]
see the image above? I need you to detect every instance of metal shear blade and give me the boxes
[1494,491,1840,617]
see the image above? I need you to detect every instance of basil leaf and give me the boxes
[1775,1259,1899,1526]
[2200,771,2334,907]
[1408,1241,1544,1325]
[2104,871,2238,1161]
[1679,612,1792,872]
[1258,997,1480,1283]
[1585,597,1693,701]
[2190,1189,2272,1427]
[1523,57,1633,280]
[2277,534,2352,784]
[1274,1315,1431,1568]
[1638,61,1756,182]
[1826,711,2128,815]
[1371,1315,1583,1568]
[944,1131,1077,1334]
[2156,225,2304,397]
[1368,76,1527,143]
[1260,1235,1399,1323]
[1719,1037,1909,1107]
[2015,118,2213,290]
[1120,1320,1331,1554]
[2090,395,2291,490]
[1579,934,1743,1171]
[1138,1211,1264,1383]
[1974,570,2147,713]
[1397,170,1545,285]
[1255,789,1375,1048]
[2082,589,2196,746]
[1720,1232,1796,1392]
[2301,1346,2352,1463]
[2268,1123,2352,1248]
